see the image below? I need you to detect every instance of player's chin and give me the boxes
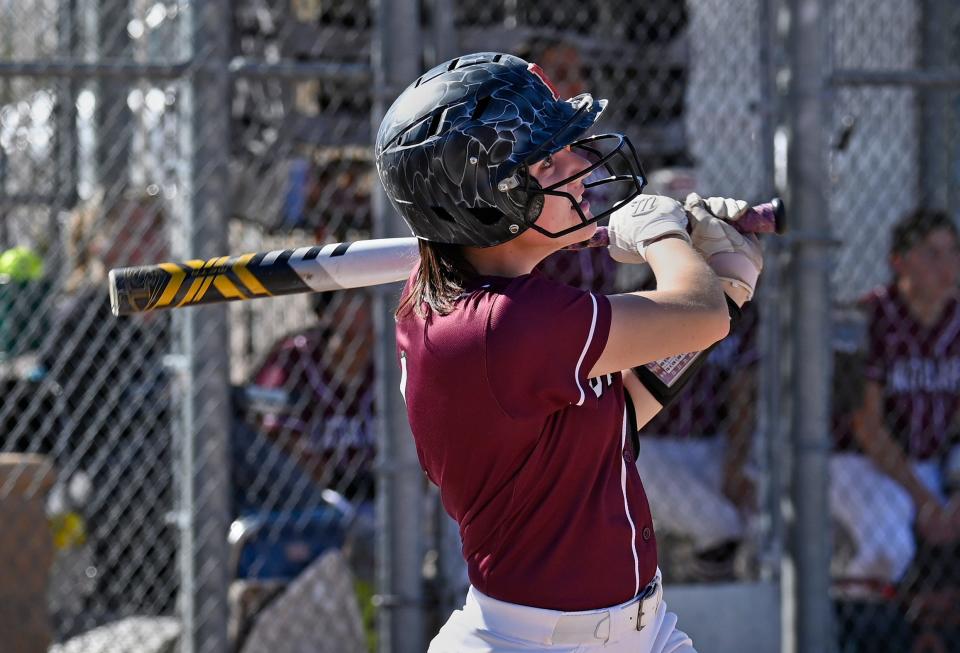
[557,214,597,245]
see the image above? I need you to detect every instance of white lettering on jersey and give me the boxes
[887,356,960,393]
[306,416,375,452]
[589,373,615,398]
[399,351,408,402]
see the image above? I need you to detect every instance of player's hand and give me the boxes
[916,498,960,545]
[607,194,691,264]
[700,196,749,222]
[684,192,764,301]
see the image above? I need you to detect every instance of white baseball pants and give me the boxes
[635,436,746,552]
[428,571,696,653]
[830,452,944,582]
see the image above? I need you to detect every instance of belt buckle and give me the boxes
[635,581,658,631]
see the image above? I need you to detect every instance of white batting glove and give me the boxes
[607,194,691,264]
[684,192,764,300]
[700,195,749,222]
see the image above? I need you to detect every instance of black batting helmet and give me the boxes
[375,52,646,247]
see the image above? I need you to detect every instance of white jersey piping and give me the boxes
[574,294,599,406]
[620,407,641,596]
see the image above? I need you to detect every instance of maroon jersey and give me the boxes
[640,304,759,438]
[535,247,618,293]
[862,284,960,460]
[396,272,657,611]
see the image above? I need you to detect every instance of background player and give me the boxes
[375,52,763,651]
[831,209,960,584]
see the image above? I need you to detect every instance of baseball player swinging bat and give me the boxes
[108,198,784,317]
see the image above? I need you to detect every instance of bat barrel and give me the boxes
[108,250,321,316]
[109,239,419,316]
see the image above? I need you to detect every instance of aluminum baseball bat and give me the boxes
[109,198,784,316]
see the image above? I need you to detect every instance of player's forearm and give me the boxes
[854,418,938,507]
[854,383,939,506]
[642,237,728,321]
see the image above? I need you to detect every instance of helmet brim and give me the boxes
[519,95,607,168]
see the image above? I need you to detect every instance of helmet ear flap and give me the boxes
[524,194,544,222]
[503,167,545,223]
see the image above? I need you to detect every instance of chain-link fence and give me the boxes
[826,1,960,651]
[1,0,956,652]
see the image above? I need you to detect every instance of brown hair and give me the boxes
[395,240,478,318]
[889,208,958,258]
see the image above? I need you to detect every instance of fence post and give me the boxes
[787,0,834,651]
[176,1,232,651]
[755,0,787,586]
[919,0,955,208]
[93,0,131,191]
[370,1,426,652]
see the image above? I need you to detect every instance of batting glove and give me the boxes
[607,194,691,264]
[685,192,764,300]
[699,195,749,222]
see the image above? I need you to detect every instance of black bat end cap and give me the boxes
[108,269,121,317]
[771,197,786,234]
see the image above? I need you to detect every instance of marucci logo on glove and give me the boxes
[630,195,659,217]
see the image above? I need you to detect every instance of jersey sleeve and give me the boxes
[486,276,612,419]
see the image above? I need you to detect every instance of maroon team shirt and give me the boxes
[535,247,619,294]
[396,272,657,611]
[862,284,960,460]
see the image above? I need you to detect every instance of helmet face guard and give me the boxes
[519,133,647,239]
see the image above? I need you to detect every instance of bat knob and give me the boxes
[736,198,786,235]
[770,197,786,233]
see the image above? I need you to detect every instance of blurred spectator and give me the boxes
[36,187,176,624]
[227,288,376,642]
[0,245,47,357]
[830,209,960,589]
[0,243,51,446]
[237,288,376,508]
[278,147,374,239]
[637,303,760,582]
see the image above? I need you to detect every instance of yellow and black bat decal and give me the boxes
[109,248,321,315]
